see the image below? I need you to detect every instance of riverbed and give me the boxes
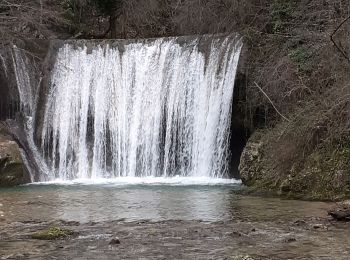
[0,180,349,259]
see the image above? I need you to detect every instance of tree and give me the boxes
[90,0,123,38]
[0,0,64,44]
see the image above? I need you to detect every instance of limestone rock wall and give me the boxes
[239,129,350,201]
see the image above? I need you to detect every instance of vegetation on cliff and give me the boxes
[237,1,350,200]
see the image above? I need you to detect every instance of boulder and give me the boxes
[328,201,350,221]
[0,123,30,187]
[109,237,121,245]
[239,132,264,186]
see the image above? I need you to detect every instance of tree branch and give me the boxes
[330,15,350,64]
[253,82,291,122]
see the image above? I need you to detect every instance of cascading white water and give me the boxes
[16,35,243,181]
[12,46,50,182]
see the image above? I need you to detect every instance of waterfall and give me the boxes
[12,46,50,182]
[15,35,242,181]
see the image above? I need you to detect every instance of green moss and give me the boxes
[31,226,74,240]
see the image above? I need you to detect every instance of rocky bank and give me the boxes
[239,128,350,201]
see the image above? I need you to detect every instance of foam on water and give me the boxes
[27,176,241,186]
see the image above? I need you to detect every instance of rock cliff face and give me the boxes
[0,124,30,187]
[239,128,350,201]
[239,132,264,187]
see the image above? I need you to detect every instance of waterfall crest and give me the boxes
[15,35,242,181]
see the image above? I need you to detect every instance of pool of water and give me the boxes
[0,177,330,223]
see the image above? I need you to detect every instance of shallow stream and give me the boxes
[0,180,349,259]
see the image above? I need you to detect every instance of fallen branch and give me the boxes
[330,15,350,64]
[253,82,291,122]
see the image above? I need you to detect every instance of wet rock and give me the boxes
[231,255,254,260]
[328,203,350,221]
[293,219,307,226]
[60,220,80,226]
[109,237,121,245]
[20,220,42,224]
[137,220,149,224]
[1,253,25,260]
[313,224,327,230]
[0,124,30,187]
[228,230,249,238]
[284,237,296,243]
[31,226,74,240]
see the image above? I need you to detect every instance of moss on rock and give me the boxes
[31,226,75,240]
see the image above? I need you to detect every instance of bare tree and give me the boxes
[0,0,65,45]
